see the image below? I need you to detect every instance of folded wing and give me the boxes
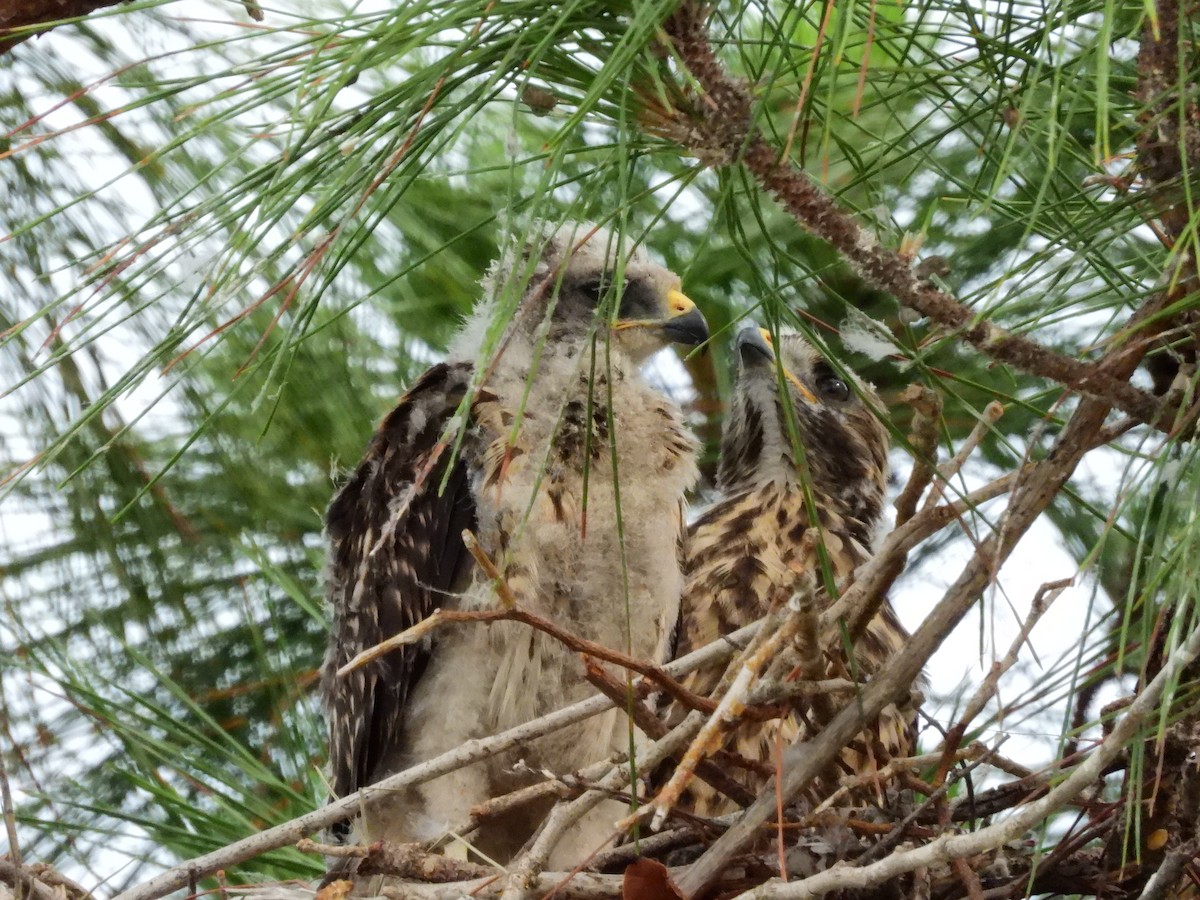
[322,361,478,806]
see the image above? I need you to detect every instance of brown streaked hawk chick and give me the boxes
[669,325,913,817]
[321,224,708,866]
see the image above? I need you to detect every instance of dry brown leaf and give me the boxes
[622,858,683,900]
[314,879,354,900]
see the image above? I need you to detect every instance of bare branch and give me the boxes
[0,713,23,878]
[933,577,1073,782]
[338,559,712,714]
[583,659,759,808]
[823,468,1021,643]
[921,401,1005,512]
[451,773,584,840]
[295,839,365,859]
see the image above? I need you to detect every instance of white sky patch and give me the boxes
[642,347,698,407]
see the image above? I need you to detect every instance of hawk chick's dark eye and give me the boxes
[579,278,611,306]
[815,366,851,402]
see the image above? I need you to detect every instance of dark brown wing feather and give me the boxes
[322,361,477,809]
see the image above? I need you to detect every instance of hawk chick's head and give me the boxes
[718,325,889,530]
[459,223,709,364]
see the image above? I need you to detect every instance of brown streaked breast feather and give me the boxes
[668,483,916,818]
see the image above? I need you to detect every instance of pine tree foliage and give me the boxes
[1,0,1198,896]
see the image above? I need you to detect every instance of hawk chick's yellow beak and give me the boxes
[613,288,709,346]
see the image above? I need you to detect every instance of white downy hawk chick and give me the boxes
[322,224,709,867]
[668,325,914,817]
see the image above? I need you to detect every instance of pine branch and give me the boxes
[657,2,1174,431]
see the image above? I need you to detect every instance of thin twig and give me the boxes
[811,745,983,819]
[823,469,1020,646]
[583,659,759,808]
[934,577,1072,784]
[921,401,1005,511]
[0,706,23,882]
[337,578,711,715]
[588,824,706,871]
[296,838,367,859]
[463,530,520,609]
[452,773,591,840]
[853,751,988,866]
[774,730,787,884]
[950,853,986,900]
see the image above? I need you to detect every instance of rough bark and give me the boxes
[0,0,129,53]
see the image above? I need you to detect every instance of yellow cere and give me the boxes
[667,289,696,316]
